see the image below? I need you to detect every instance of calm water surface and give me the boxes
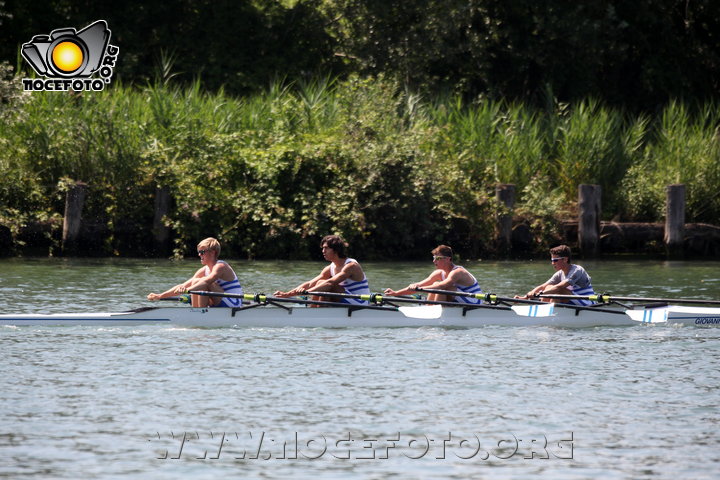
[1,258,719,479]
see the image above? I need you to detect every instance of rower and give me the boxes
[384,245,483,304]
[273,235,370,305]
[517,244,596,305]
[146,237,243,307]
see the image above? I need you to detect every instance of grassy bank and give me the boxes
[1,67,719,259]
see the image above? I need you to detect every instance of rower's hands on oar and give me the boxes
[515,290,540,300]
[273,288,301,298]
[385,284,420,296]
[148,283,189,301]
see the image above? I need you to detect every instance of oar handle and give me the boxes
[300,290,385,304]
[415,287,605,310]
[159,295,191,303]
[537,293,608,302]
[301,290,469,306]
[414,287,498,303]
[188,290,399,310]
[301,290,364,300]
[189,290,267,302]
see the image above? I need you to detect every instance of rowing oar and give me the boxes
[414,288,687,322]
[188,290,384,309]
[188,291,441,319]
[306,290,563,318]
[411,287,618,316]
[300,290,465,307]
[414,287,545,306]
[537,293,720,306]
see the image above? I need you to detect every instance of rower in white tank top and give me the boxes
[204,260,243,307]
[441,266,483,304]
[330,258,371,305]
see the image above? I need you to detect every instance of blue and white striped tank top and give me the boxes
[205,260,243,307]
[568,284,596,306]
[330,258,370,305]
[549,264,596,306]
[442,266,483,305]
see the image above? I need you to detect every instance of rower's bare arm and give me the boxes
[445,269,475,289]
[186,263,227,291]
[422,268,471,291]
[275,267,331,296]
[147,268,209,300]
[386,271,443,296]
[148,277,195,301]
[429,276,457,291]
[525,282,551,298]
[309,263,357,292]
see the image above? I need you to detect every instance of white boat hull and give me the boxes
[2,304,719,328]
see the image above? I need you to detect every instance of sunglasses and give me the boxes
[198,249,209,255]
[432,255,447,261]
[551,257,565,263]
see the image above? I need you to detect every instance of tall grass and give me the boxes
[621,101,720,222]
[1,69,719,257]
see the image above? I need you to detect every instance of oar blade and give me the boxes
[398,305,443,319]
[625,308,668,324]
[510,303,555,317]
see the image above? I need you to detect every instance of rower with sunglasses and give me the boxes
[384,245,483,304]
[516,244,595,305]
[146,237,243,307]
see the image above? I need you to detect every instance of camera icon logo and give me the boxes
[21,20,119,92]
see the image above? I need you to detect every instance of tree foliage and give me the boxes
[2,0,719,108]
[2,1,720,258]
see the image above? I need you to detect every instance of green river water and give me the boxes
[1,258,719,479]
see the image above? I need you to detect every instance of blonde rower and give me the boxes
[147,237,243,307]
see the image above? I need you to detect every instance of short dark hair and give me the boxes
[550,245,572,262]
[431,245,453,258]
[321,235,348,257]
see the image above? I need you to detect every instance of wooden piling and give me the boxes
[152,186,171,255]
[495,184,515,254]
[578,184,601,257]
[62,181,87,255]
[664,184,685,257]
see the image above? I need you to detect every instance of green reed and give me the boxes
[621,101,720,222]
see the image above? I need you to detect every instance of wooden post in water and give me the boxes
[664,184,685,257]
[62,181,87,255]
[578,184,601,257]
[152,186,171,255]
[495,184,515,255]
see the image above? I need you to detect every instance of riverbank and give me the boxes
[2,76,720,259]
[3,218,720,260]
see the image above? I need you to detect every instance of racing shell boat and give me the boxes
[1,302,719,328]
